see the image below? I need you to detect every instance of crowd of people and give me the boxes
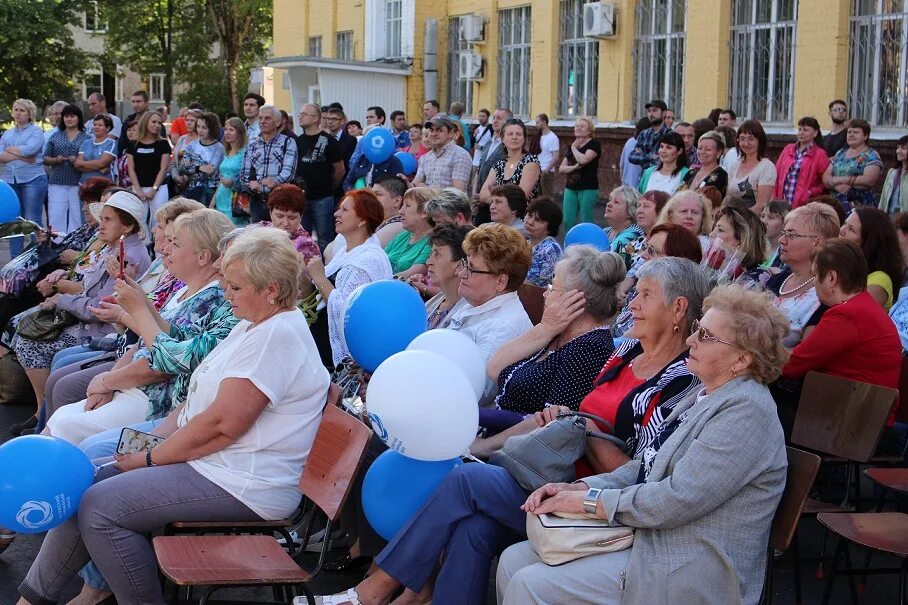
[0,89,906,605]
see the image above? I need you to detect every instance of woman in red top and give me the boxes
[782,238,902,432]
[774,116,830,208]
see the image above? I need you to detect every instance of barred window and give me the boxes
[336,31,354,60]
[633,0,686,119]
[385,0,403,59]
[447,16,474,115]
[728,0,796,123]
[849,0,908,127]
[497,6,532,117]
[148,74,165,102]
[308,36,322,58]
[558,0,599,117]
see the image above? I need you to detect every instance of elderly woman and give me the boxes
[638,131,689,195]
[727,119,776,213]
[681,131,728,197]
[308,190,393,367]
[44,209,234,444]
[760,200,790,270]
[425,186,473,227]
[0,98,47,256]
[311,258,708,605]
[634,190,670,236]
[420,224,472,329]
[708,205,769,289]
[657,190,714,248]
[774,117,830,207]
[470,247,624,450]
[479,119,542,203]
[486,184,528,234]
[881,135,908,216]
[604,186,645,270]
[74,114,117,185]
[524,197,563,288]
[766,201,841,347]
[371,174,408,245]
[259,183,320,269]
[822,118,883,209]
[838,206,904,309]
[45,104,89,234]
[16,228,330,605]
[384,187,433,277]
[559,117,601,232]
[499,284,790,605]
[8,192,150,433]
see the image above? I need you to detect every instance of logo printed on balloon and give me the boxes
[371,137,385,150]
[16,500,52,530]
[368,412,388,442]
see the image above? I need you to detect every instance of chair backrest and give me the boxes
[791,371,897,462]
[770,447,821,551]
[326,382,342,408]
[896,356,908,424]
[517,283,546,325]
[298,404,372,521]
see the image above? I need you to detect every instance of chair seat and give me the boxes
[865,467,908,494]
[803,497,855,515]
[153,535,311,586]
[817,513,908,558]
[822,454,904,465]
[169,519,291,529]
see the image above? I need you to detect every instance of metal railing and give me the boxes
[849,0,908,127]
[558,0,599,118]
[497,5,532,117]
[446,16,474,115]
[633,0,687,118]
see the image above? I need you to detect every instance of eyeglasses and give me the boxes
[642,243,664,257]
[691,319,735,346]
[458,258,497,278]
[779,229,819,240]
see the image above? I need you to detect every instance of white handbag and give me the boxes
[525,511,634,566]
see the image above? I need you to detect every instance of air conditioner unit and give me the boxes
[458,52,483,81]
[583,2,615,38]
[460,15,485,43]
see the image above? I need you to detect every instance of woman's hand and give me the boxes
[522,482,586,513]
[85,391,114,411]
[220,177,233,187]
[468,437,493,459]
[307,257,327,283]
[143,189,155,201]
[534,405,572,427]
[89,300,126,325]
[199,164,215,175]
[58,249,79,264]
[46,269,67,284]
[38,295,59,310]
[540,288,586,335]
[114,277,148,314]
[36,279,56,297]
[113,451,147,472]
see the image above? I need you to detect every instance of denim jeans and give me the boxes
[8,174,47,257]
[302,195,337,252]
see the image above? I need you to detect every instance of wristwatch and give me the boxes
[145,449,158,467]
[583,488,602,515]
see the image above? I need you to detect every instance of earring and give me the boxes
[731,368,738,378]
[672,325,679,333]
[268,298,275,305]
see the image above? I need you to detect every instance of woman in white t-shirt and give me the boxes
[638,131,690,196]
[18,227,331,605]
[726,120,776,214]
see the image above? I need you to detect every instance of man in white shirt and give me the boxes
[85,93,122,140]
[535,113,560,196]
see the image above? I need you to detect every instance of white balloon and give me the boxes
[406,329,487,399]
[367,350,479,461]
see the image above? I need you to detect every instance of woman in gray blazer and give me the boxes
[498,284,791,605]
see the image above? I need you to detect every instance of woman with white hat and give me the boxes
[9,191,151,430]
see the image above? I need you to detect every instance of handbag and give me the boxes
[526,511,634,565]
[16,308,79,341]
[231,190,251,218]
[488,412,627,493]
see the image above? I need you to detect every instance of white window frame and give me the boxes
[148,73,165,102]
[82,68,103,100]
[446,15,474,115]
[308,36,323,57]
[558,0,599,118]
[728,0,797,124]
[114,65,125,102]
[633,0,686,118]
[497,6,532,118]
[336,31,354,60]
[364,0,414,61]
[84,0,107,32]
[848,1,908,127]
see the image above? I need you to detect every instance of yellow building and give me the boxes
[269,0,908,133]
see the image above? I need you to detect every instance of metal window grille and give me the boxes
[385,0,403,59]
[447,16,474,115]
[308,36,323,57]
[558,0,599,117]
[336,31,354,60]
[849,0,908,127]
[728,0,797,123]
[497,6,532,117]
[633,0,686,119]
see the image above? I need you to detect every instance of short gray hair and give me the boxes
[222,226,300,308]
[609,186,641,222]
[259,104,279,119]
[558,246,626,321]
[635,257,710,335]
[425,187,472,223]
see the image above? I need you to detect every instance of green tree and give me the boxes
[0,0,88,109]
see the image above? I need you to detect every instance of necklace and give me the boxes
[779,273,816,296]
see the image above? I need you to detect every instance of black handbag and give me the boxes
[488,411,627,493]
[16,308,79,341]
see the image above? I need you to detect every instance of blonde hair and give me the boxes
[136,110,164,141]
[403,187,437,213]
[153,197,205,225]
[224,117,248,155]
[171,208,234,263]
[658,190,714,235]
[12,99,37,122]
[575,117,595,133]
[786,201,841,239]
[222,227,300,308]
[701,284,791,384]
[462,223,532,291]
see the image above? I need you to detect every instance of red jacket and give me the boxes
[774,143,830,208]
[782,290,902,424]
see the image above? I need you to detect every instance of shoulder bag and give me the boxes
[526,510,634,565]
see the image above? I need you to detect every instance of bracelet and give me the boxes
[145,449,157,467]
[100,372,111,391]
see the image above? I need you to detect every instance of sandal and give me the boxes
[294,588,363,605]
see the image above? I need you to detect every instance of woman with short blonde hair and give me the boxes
[658,190,714,242]
[0,98,48,254]
[223,226,301,308]
[559,117,601,232]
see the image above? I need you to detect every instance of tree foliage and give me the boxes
[0,0,89,109]
[205,0,271,114]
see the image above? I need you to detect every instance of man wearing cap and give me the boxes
[630,99,670,169]
[412,115,472,191]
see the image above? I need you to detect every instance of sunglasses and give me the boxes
[691,319,735,346]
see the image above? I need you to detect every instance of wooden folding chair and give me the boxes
[517,283,546,325]
[153,401,372,605]
[761,447,821,605]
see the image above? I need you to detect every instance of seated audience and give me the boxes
[888,214,908,351]
[638,131,688,195]
[324,176,409,263]
[822,118,883,209]
[774,117,830,207]
[634,190,670,238]
[421,224,472,329]
[488,184,528,233]
[760,200,791,270]
[424,187,473,227]
[523,197,563,288]
[260,184,320,268]
[603,186,645,270]
[498,285,790,605]
[838,206,904,309]
[880,135,908,216]
[708,205,769,289]
[726,119,775,213]
[384,187,433,277]
[657,190,714,248]
[680,131,728,196]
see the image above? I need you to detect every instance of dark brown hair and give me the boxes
[812,238,868,295]
[648,223,703,263]
[489,184,528,219]
[853,206,904,300]
[736,119,768,160]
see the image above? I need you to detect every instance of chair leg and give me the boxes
[842,541,858,605]
[792,531,803,605]
[817,526,830,579]
[298,584,316,605]
[821,538,846,605]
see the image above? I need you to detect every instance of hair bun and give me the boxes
[588,250,626,287]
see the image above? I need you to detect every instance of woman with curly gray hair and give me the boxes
[604,185,644,269]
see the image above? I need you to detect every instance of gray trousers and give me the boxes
[496,540,630,605]
[45,359,113,417]
[19,462,260,605]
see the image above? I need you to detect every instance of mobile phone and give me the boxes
[117,235,125,279]
[116,427,164,456]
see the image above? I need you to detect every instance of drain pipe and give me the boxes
[424,19,438,102]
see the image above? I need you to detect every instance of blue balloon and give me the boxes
[564,223,610,251]
[0,181,20,223]
[362,451,461,540]
[0,436,95,533]
[363,128,396,164]
[395,151,418,175]
[344,280,427,372]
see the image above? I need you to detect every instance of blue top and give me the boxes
[46,130,89,186]
[78,137,118,183]
[526,236,563,287]
[0,123,46,183]
[889,284,908,352]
